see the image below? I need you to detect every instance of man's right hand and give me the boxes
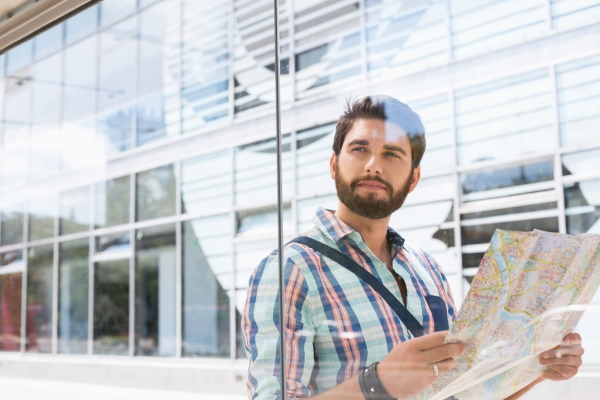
[377,330,466,399]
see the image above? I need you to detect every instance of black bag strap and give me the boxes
[290,236,425,338]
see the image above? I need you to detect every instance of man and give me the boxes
[242,95,584,400]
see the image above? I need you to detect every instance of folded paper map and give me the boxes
[418,229,600,400]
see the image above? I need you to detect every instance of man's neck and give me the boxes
[334,203,391,263]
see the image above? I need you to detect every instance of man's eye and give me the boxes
[385,152,400,158]
[352,147,367,152]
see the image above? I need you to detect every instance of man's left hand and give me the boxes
[539,333,584,381]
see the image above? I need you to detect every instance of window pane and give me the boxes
[412,95,453,173]
[100,0,137,27]
[60,186,91,235]
[65,5,98,45]
[0,273,22,351]
[455,70,553,165]
[93,259,129,355]
[563,149,600,177]
[235,136,292,207]
[181,151,231,214]
[26,245,54,353]
[136,165,176,221]
[63,36,97,123]
[366,0,448,76]
[461,217,559,246]
[565,179,600,235]
[461,160,554,202]
[135,224,176,356]
[181,0,230,129]
[183,216,232,357]
[6,40,32,75]
[556,55,600,148]
[1,204,24,245]
[95,176,130,228]
[33,23,63,61]
[296,124,335,197]
[29,196,56,241]
[58,239,89,354]
[136,94,167,146]
[95,232,131,254]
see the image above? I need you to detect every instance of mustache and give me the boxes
[350,175,393,193]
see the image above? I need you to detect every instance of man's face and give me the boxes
[330,118,421,220]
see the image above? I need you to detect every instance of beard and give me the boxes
[335,165,414,220]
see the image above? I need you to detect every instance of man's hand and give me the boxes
[377,330,466,399]
[539,333,584,381]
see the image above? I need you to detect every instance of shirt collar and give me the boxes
[313,206,405,248]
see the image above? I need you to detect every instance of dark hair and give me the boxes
[332,95,426,168]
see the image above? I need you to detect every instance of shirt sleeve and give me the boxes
[242,251,316,400]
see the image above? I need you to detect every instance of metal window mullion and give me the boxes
[358,0,368,80]
[131,12,140,149]
[52,233,59,354]
[19,239,29,353]
[129,171,136,357]
[229,146,237,360]
[449,89,464,299]
[549,64,567,234]
[87,234,94,355]
[228,0,235,122]
[287,0,296,104]
[444,0,454,62]
[273,0,287,398]
[174,159,182,358]
[544,0,553,31]
[291,129,298,236]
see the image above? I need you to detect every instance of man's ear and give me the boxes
[329,152,337,180]
[408,165,421,193]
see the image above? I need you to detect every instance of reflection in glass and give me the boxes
[100,0,136,27]
[565,179,600,235]
[183,216,232,357]
[461,161,553,200]
[63,36,97,123]
[181,151,231,214]
[563,149,600,177]
[97,106,133,155]
[135,224,176,356]
[412,95,453,173]
[455,70,552,165]
[1,250,23,269]
[0,273,22,351]
[235,136,292,207]
[65,5,98,45]
[297,195,338,233]
[450,1,545,58]
[366,0,447,75]
[26,245,54,353]
[136,94,166,146]
[95,232,131,254]
[33,23,63,61]
[93,259,129,355]
[181,0,230,130]
[296,124,335,196]
[461,202,557,220]
[136,165,176,221]
[556,55,600,148]
[6,40,32,75]
[237,205,291,235]
[58,239,89,354]
[551,0,600,31]
[29,196,56,241]
[60,186,91,235]
[95,175,130,228]
[461,217,559,246]
[0,205,24,245]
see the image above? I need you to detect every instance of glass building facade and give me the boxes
[0,0,600,396]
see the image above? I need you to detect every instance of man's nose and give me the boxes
[364,155,382,174]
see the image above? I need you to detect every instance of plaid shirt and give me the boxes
[242,207,456,400]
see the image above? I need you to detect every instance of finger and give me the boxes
[546,364,578,379]
[541,344,584,359]
[562,333,582,346]
[422,342,466,363]
[540,355,583,368]
[431,357,455,376]
[412,331,449,350]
